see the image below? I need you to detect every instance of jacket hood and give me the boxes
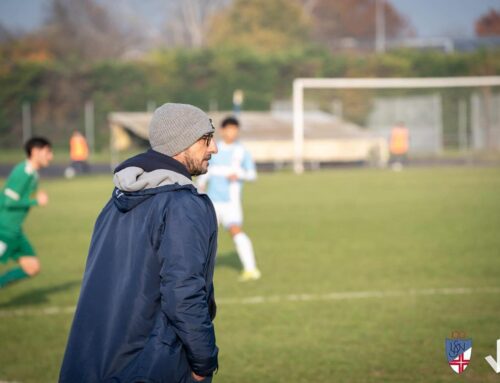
[112,149,194,212]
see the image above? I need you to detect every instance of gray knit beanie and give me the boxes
[149,103,215,156]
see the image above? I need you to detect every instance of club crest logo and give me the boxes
[445,331,472,374]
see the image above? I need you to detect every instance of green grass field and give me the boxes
[1,168,500,382]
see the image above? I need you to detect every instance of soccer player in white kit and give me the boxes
[197,116,261,281]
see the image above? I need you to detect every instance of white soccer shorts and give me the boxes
[213,202,243,228]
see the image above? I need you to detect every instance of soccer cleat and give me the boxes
[238,269,261,282]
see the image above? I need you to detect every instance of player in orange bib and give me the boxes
[69,131,90,175]
[389,122,409,171]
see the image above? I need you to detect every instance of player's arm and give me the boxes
[234,150,257,182]
[2,169,41,209]
[208,165,233,177]
[158,196,218,378]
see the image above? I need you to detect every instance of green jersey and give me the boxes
[0,160,39,235]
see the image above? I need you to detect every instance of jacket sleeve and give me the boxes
[158,195,218,377]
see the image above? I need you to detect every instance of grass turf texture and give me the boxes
[1,167,500,382]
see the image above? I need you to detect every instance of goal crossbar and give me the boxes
[292,76,500,173]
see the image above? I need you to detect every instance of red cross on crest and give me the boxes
[449,351,470,374]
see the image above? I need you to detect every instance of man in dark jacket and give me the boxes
[60,103,219,383]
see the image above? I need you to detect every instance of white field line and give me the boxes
[1,286,500,318]
[216,286,500,305]
[0,305,76,318]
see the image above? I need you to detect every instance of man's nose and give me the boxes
[209,139,218,154]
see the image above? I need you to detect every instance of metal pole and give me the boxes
[147,100,156,112]
[375,0,386,53]
[436,94,443,154]
[110,123,119,172]
[209,99,218,112]
[85,100,95,155]
[233,89,244,116]
[470,93,482,150]
[22,102,31,143]
[332,99,343,120]
[293,80,304,174]
[482,87,493,150]
[458,99,468,152]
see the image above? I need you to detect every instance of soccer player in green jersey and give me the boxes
[0,137,53,289]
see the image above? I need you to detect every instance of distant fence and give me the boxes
[367,92,500,153]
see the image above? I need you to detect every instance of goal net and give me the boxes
[292,77,500,173]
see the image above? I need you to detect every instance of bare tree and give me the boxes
[44,0,141,61]
[0,23,13,44]
[298,0,413,50]
[301,0,318,15]
[165,0,229,48]
[206,0,310,52]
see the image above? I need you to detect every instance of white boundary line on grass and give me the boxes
[0,305,76,318]
[216,286,500,305]
[1,286,500,318]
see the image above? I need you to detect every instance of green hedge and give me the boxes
[1,47,499,148]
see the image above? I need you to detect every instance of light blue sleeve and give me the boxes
[240,148,257,181]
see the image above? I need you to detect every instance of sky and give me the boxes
[391,0,500,37]
[0,0,499,38]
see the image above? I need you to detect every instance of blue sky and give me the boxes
[391,0,500,37]
[0,0,499,38]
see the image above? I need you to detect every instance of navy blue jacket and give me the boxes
[60,151,219,383]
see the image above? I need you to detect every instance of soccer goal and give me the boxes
[292,76,500,174]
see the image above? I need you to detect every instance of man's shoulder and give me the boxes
[235,141,251,155]
[162,186,211,210]
[228,141,247,150]
[7,161,32,181]
[218,141,248,159]
[216,140,247,151]
[14,161,35,176]
[160,187,216,226]
[11,161,26,173]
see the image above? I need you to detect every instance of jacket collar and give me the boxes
[114,149,192,180]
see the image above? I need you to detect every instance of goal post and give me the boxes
[292,76,500,174]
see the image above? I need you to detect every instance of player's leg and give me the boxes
[0,234,39,289]
[0,266,29,288]
[229,224,252,270]
[224,203,260,281]
[0,257,40,289]
[390,154,404,171]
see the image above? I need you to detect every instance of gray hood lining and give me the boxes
[113,166,193,192]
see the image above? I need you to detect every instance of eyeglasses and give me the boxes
[200,132,214,147]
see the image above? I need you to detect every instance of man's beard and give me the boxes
[184,152,209,176]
